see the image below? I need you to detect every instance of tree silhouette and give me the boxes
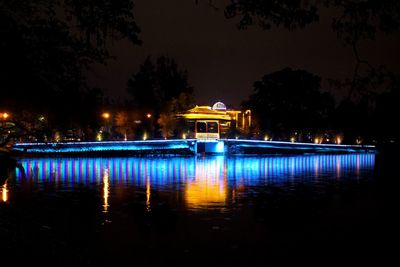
[127,56,193,111]
[373,74,400,142]
[243,68,335,140]
[223,1,400,40]
[213,0,400,143]
[0,0,141,130]
[221,0,400,100]
[127,56,194,137]
[224,0,319,30]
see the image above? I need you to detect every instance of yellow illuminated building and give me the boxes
[176,102,251,139]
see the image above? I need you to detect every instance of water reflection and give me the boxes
[146,176,151,212]
[17,157,195,186]
[1,182,7,202]
[103,168,110,213]
[185,156,227,209]
[14,154,375,210]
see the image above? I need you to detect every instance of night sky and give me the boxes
[87,0,400,107]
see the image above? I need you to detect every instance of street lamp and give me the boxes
[145,113,153,139]
[102,112,110,119]
[2,112,9,120]
[245,110,251,127]
[101,112,112,140]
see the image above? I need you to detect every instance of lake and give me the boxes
[0,153,395,266]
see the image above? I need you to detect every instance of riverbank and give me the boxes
[11,139,376,157]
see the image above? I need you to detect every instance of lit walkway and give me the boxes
[12,139,375,155]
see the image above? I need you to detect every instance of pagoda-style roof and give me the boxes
[177,105,240,121]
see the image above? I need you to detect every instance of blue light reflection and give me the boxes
[15,154,374,188]
[13,154,375,210]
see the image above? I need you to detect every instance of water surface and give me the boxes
[1,153,392,265]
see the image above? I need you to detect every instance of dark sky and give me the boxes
[87,0,400,107]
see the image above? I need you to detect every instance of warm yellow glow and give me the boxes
[124,133,127,141]
[54,132,61,142]
[96,131,102,141]
[235,112,239,125]
[102,112,110,119]
[314,138,320,144]
[182,133,187,139]
[290,137,295,143]
[245,109,251,127]
[143,132,148,141]
[103,169,110,213]
[180,113,232,121]
[146,113,152,118]
[185,159,227,209]
[336,136,342,145]
[177,105,248,131]
[177,105,249,132]
[264,135,269,141]
[146,176,151,212]
[2,112,9,120]
[2,182,8,202]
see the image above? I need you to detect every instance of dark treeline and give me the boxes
[243,68,399,144]
[215,0,400,145]
[0,0,141,142]
[98,56,194,141]
[127,56,194,139]
[0,1,194,143]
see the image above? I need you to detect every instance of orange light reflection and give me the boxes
[146,176,151,212]
[103,168,110,213]
[1,182,8,202]
[185,158,227,209]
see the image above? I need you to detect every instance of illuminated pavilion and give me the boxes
[176,102,251,139]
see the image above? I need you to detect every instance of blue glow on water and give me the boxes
[15,154,374,188]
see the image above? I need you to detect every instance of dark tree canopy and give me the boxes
[127,56,194,114]
[223,0,400,101]
[373,74,400,141]
[221,0,400,143]
[0,0,141,129]
[223,0,400,43]
[126,56,194,138]
[243,68,334,137]
[225,0,319,31]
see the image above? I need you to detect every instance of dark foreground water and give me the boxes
[0,153,397,266]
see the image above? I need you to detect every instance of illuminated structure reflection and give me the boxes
[185,157,227,209]
[103,168,110,213]
[1,182,8,202]
[14,154,375,210]
[146,176,151,211]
